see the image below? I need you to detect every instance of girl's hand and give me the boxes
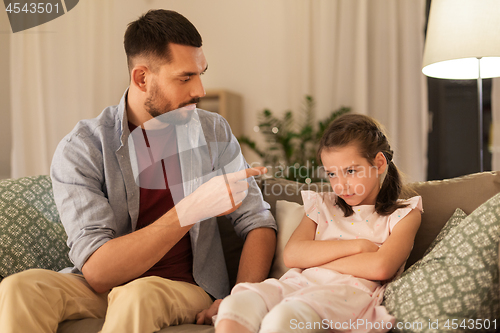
[357,239,379,253]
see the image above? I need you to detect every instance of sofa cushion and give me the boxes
[261,177,332,217]
[387,208,468,291]
[405,171,500,268]
[57,319,215,333]
[0,175,72,281]
[383,192,500,329]
[423,208,467,257]
[269,200,304,279]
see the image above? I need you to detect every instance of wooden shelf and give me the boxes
[198,89,243,137]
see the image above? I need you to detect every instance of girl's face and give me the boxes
[321,144,387,206]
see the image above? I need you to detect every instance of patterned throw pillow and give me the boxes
[383,193,500,333]
[423,208,467,257]
[0,175,72,281]
[399,208,468,281]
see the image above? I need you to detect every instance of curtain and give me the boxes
[9,0,428,182]
[9,0,129,178]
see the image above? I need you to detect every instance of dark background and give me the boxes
[425,0,493,181]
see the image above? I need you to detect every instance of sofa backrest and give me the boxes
[404,171,500,267]
[2,172,498,287]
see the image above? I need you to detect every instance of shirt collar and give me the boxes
[118,88,130,147]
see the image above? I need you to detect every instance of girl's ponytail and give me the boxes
[375,158,406,215]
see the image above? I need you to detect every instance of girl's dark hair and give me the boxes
[124,9,202,72]
[317,114,409,217]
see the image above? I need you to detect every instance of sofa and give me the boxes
[0,172,499,332]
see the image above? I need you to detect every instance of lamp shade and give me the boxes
[422,0,500,79]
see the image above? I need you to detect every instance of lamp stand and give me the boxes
[477,57,484,172]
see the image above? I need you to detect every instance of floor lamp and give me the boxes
[422,0,500,172]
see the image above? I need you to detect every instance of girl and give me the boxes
[214,114,422,333]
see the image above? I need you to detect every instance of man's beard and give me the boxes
[144,84,200,125]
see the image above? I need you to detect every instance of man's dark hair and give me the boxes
[124,9,202,72]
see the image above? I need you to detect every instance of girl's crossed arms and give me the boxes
[284,208,421,281]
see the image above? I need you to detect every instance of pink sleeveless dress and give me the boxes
[232,191,422,333]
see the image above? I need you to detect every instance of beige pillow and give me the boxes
[269,200,305,279]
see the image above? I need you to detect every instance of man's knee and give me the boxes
[108,276,172,308]
[0,269,54,296]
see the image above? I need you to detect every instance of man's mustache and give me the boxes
[179,97,200,108]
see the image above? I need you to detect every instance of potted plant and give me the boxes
[238,96,350,183]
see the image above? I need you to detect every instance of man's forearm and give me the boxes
[235,227,276,284]
[82,207,191,293]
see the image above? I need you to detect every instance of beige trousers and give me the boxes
[0,269,213,333]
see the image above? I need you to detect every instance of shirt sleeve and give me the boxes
[388,196,423,232]
[50,130,117,272]
[301,190,322,224]
[212,114,277,239]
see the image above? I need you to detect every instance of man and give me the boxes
[0,9,276,333]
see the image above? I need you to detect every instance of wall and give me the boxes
[3,1,427,181]
[138,0,303,165]
[0,10,11,179]
[5,0,302,177]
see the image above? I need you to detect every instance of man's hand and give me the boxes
[195,299,222,325]
[175,167,267,226]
